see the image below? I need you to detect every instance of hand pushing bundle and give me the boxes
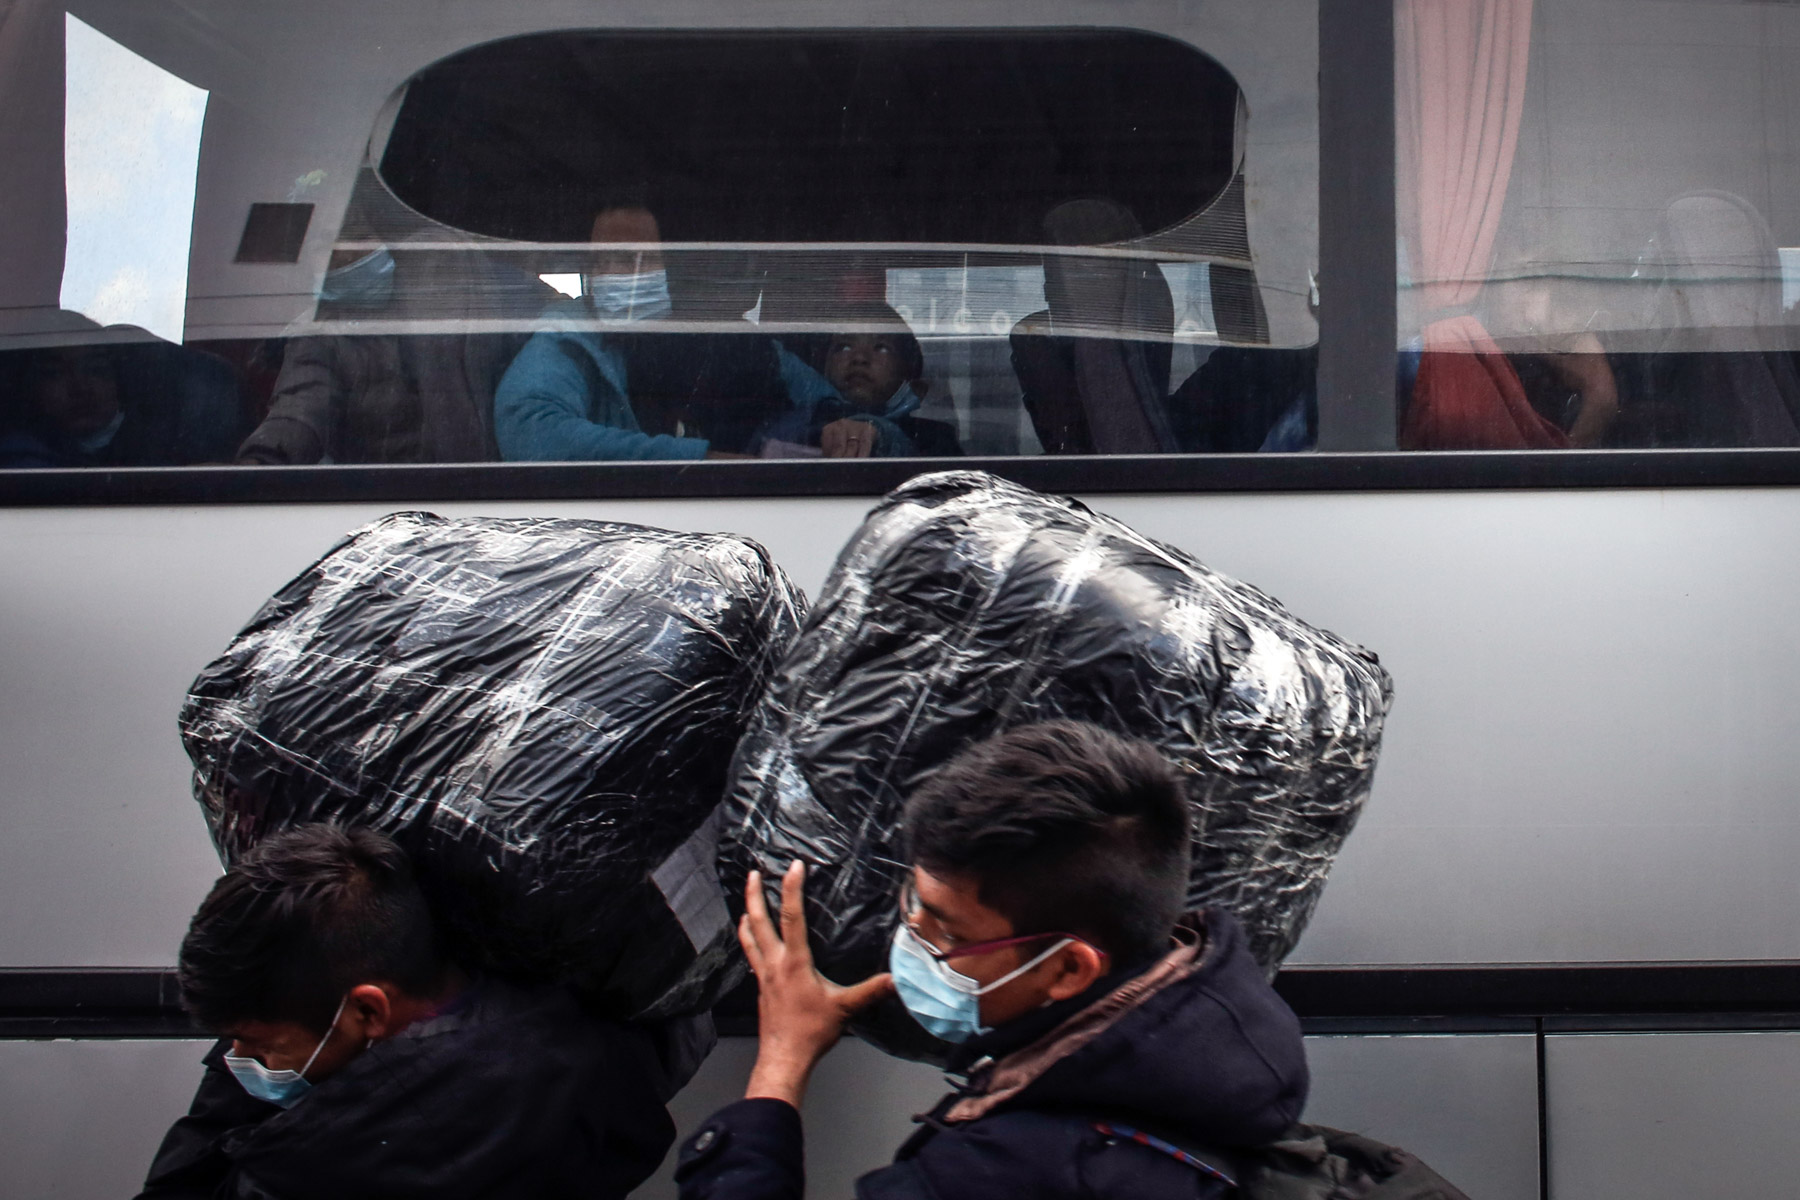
[180,512,805,1020]
[720,471,1393,1054]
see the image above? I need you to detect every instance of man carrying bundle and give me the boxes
[676,720,1310,1200]
[135,824,684,1200]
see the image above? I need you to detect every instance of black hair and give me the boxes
[902,721,1192,964]
[177,824,447,1033]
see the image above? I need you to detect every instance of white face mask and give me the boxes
[223,995,346,1109]
[584,268,672,322]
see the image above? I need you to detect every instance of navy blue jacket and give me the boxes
[675,909,1308,1200]
[135,979,684,1200]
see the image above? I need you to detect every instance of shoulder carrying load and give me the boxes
[720,471,1393,1056]
[180,512,805,1020]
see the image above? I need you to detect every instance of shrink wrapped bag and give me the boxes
[721,471,1392,1054]
[180,512,805,1020]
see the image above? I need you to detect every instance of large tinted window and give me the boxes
[381,32,1241,245]
[0,5,1321,473]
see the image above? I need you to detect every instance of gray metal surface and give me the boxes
[6,486,1800,968]
[0,1038,210,1200]
[1544,1031,1800,1199]
[1305,1035,1540,1200]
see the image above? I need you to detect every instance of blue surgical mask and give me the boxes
[888,923,1071,1044]
[223,996,346,1109]
[319,247,396,308]
[585,268,672,321]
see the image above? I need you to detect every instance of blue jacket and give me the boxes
[675,909,1308,1200]
[494,306,839,461]
[758,381,962,458]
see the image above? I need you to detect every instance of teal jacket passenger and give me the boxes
[493,301,838,461]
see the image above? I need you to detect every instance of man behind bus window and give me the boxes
[493,205,829,461]
[676,721,1308,1200]
[135,824,685,1200]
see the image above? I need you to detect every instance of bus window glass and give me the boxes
[1396,0,1800,450]
[0,5,1320,472]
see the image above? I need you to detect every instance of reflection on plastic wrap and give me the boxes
[180,512,805,1020]
[720,471,1393,1058]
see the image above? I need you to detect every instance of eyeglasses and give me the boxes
[897,879,1101,965]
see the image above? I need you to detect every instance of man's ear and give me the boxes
[1042,941,1108,1002]
[344,983,397,1040]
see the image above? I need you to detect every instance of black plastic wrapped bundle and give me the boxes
[181,512,805,1020]
[720,471,1392,1056]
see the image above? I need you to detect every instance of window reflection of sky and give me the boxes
[885,263,1215,342]
[59,15,207,345]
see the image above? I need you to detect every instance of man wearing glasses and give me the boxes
[675,720,1309,1200]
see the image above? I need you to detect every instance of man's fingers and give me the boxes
[737,913,765,973]
[743,869,777,958]
[778,860,810,959]
[839,972,896,1013]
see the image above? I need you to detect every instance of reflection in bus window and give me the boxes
[1397,0,1800,450]
[0,15,1324,471]
[0,335,244,468]
[236,244,553,465]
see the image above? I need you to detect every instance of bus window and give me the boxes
[0,7,1321,475]
[1395,0,1800,451]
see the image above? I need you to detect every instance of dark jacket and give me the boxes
[136,979,680,1200]
[675,909,1308,1200]
[236,333,522,465]
[0,340,246,468]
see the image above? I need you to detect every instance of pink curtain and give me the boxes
[1396,0,1565,449]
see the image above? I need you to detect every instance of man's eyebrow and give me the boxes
[916,895,957,926]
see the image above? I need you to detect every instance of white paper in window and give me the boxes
[1780,248,1800,314]
[886,267,1047,339]
[59,15,208,344]
[1158,262,1216,338]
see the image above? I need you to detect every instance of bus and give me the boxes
[4,1,1798,1196]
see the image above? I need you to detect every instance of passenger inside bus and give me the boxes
[0,332,245,469]
[235,243,550,465]
[760,303,963,458]
[494,204,827,461]
[1397,254,1621,451]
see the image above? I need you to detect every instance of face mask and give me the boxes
[224,996,346,1109]
[585,268,672,322]
[888,923,1071,1044]
[319,247,396,308]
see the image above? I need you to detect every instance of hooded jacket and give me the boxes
[675,908,1308,1200]
[135,979,681,1200]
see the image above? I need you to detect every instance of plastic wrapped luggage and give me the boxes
[720,471,1393,1055]
[180,512,805,1020]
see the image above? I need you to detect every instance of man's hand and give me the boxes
[741,861,893,1108]
[820,418,877,458]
